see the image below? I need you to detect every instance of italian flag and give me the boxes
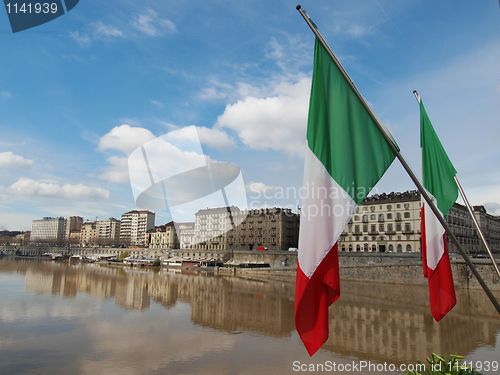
[295,37,396,356]
[420,100,457,321]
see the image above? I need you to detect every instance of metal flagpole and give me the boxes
[296,4,500,314]
[414,91,500,279]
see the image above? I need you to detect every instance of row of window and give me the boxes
[341,244,413,252]
[357,203,414,213]
[349,222,414,233]
[353,211,416,222]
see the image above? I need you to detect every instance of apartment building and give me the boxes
[81,222,96,247]
[120,210,155,247]
[190,206,299,251]
[31,217,65,243]
[192,207,235,250]
[339,191,422,253]
[338,190,493,254]
[147,222,179,249]
[473,205,500,253]
[226,207,300,251]
[96,218,121,246]
[64,216,83,239]
[176,222,195,249]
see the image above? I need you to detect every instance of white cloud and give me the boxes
[132,8,178,36]
[150,100,164,109]
[98,155,129,184]
[1,90,12,99]
[157,125,236,150]
[195,126,236,150]
[98,124,156,155]
[199,86,229,101]
[216,77,310,156]
[70,31,91,47]
[0,151,33,169]
[9,178,110,200]
[246,181,273,194]
[91,21,123,39]
[97,125,235,185]
[70,22,122,46]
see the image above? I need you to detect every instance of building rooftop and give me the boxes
[363,190,420,203]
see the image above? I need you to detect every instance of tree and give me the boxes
[118,251,130,262]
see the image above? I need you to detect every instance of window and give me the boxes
[354,215,359,221]
[406,244,412,252]
[387,213,392,220]
[404,212,410,218]
[371,224,376,232]
[397,244,402,252]
[370,206,375,212]
[370,214,376,220]
[389,244,394,252]
[387,205,392,211]
[404,203,410,209]
[396,223,402,231]
[354,225,360,234]
[387,224,393,232]
[379,224,384,232]
[363,225,368,232]
[378,214,384,221]
[404,223,411,232]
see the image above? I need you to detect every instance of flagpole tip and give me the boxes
[296,4,302,10]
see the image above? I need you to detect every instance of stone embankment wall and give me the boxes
[232,251,500,291]
[2,246,499,291]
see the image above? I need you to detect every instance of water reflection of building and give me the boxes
[190,278,295,335]
[25,268,78,297]
[324,281,500,365]
[115,277,150,310]
[10,259,500,366]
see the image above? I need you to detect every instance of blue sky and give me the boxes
[1,0,499,231]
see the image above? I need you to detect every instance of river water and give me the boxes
[0,258,499,375]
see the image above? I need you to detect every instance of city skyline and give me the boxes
[1,1,499,231]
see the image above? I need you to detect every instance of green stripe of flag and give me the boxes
[420,100,458,216]
[306,38,397,204]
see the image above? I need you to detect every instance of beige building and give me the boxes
[339,191,422,253]
[69,230,81,243]
[81,222,97,247]
[120,210,155,247]
[64,216,83,239]
[338,190,494,254]
[147,222,179,250]
[96,218,121,246]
